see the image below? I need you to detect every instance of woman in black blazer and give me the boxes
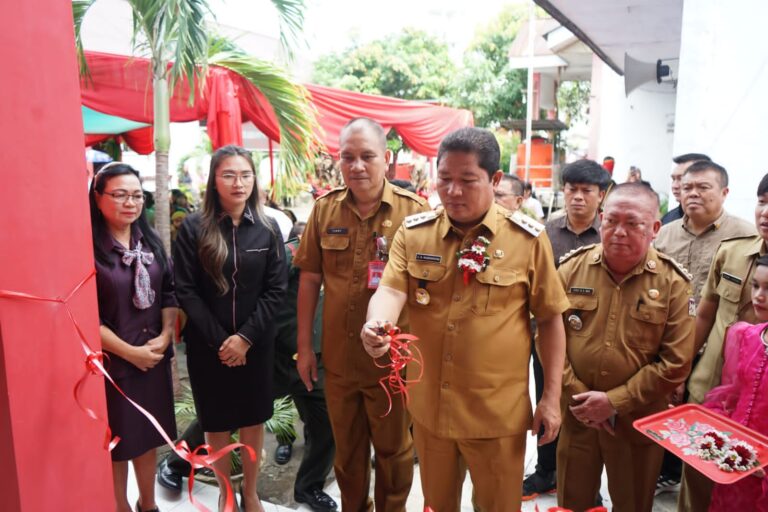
[174,145,287,512]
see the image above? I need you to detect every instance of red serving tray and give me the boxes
[633,404,768,484]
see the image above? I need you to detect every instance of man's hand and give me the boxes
[531,394,561,445]
[297,347,318,392]
[669,382,686,406]
[218,335,249,367]
[361,320,394,359]
[569,390,617,428]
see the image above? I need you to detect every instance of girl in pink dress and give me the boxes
[703,254,768,511]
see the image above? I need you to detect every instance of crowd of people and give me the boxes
[89,117,768,512]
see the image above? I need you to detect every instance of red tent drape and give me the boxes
[80,51,473,157]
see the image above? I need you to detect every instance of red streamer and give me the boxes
[0,271,250,512]
[373,327,422,417]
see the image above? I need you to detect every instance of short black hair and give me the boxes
[758,173,768,196]
[684,160,729,188]
[500,174,524,196]
[757,253,768,268]
[673,153,711,165]
[605,182,660,211]
[560,159,611,191]
[437,127,500,178]
[340,117,387,151]
[523,181,533,192]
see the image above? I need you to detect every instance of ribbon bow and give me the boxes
[121,240,155,309]
[373,327,422,417]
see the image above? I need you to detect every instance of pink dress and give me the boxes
[703,321,768,512]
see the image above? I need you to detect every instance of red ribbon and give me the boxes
[373,327,422,417]
[0,271,250,512]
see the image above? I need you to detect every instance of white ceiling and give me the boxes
[535,0,684,74]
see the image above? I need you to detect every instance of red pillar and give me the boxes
[0,1,114,510]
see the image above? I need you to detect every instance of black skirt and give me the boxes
[105,358,176,462]
[186,339,274,432]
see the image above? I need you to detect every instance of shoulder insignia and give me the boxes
[404,210,439,229]
[558,244,597,265]
[657,252,693,281]
[507,211,544,237]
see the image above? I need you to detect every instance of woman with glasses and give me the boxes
[89,163,178,512]
[173,145,287,512]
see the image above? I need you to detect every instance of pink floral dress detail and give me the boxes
[703,321,768,512]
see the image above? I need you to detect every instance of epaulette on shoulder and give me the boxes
[404,210,439,229]
[558,244,596,265]
[315,186,346,203]
[506,211,544,237]
[391,185,427,205]
[657,252,693,281]
[720,233,761,245]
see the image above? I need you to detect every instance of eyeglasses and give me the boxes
[218,171,255,184]
[103,191,146,204]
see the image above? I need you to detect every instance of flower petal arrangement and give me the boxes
[457,235,491,285]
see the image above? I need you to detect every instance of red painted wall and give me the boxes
[0,0,115,510]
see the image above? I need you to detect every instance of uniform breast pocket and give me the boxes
[565,294,599,337]
[320,235,351,272]
[715,277,742,317]
[471,268,522,316]
[239,245,269,284]
[406,261,447,308]
[626,304,667,350]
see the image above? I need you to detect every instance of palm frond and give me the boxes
[210,51,322,200]
[72,0,96,78]
[269,0,307,61]
[265,396,298,441]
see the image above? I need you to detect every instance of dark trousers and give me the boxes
[531,323,557,473]
[166,419,205,475]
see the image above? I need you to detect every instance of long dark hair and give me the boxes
[198,145,274,295]
[89,163,168,272]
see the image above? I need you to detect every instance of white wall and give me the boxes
[673,0,768,222]
[588,56,677,200]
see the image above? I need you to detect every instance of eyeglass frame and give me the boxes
[217,171,256,184]
[102,190,146,204]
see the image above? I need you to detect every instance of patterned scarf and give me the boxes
[121,240,155,309]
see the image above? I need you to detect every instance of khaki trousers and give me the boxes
[412,421,526,512]
[677,463,713,512]
[557,420,663,512]
[324,373,413,512]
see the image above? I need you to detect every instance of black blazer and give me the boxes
[173,207,287,352]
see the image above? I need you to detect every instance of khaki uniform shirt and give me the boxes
[558,245,695,443]
[687,235,765,403]
[381,203,569,439]
[294,181,428,383]
[654,211,756,302]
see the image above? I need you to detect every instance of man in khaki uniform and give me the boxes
[678,173,768,512]
[362,127,569,511]
[294,118,429,511]
[557,183,695,512]
[653,160,754,494]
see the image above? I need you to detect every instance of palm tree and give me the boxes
[73,0,316,252]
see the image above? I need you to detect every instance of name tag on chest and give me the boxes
[415,253,442,263]
[721,272,742,285]
[326,227,348,235]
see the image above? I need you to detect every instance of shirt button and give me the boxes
[348,332,354,338]
[604,343,612,347]
[609,314,615,320]
[453,294,461,302]
[355,249,362,255]
[444,353,452,361]
[447,322,455,331]
[493,275,500,283]
[142,328,148,333]
[422,270,429,277]
[353,277,359,283]
[600,370,608,376]
[349,304,356,311]
[643,313,650,320]
[441,382,449,389]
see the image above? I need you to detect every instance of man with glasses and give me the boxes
[556,183,695,512]
[293,117,429,511]
[522,159,610,501]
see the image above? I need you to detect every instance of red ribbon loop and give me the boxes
[374,328,422,417]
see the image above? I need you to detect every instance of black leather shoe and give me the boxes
[156,459,182,492]
[295,489,338,511]
[274,443,293,465]
[521,467,556,501]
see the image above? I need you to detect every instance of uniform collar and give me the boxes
[334,180,393,206]
[219,205,256,225]
[555,212,601,233]
[593,245,660,277]
[681,209,728,234]
[440,202,499,239]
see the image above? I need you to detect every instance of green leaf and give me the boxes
[72,0,96,79]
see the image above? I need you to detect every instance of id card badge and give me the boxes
[367,260,385,289]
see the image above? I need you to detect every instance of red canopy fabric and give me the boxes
[81,51,473,157]
[304,84,474,157]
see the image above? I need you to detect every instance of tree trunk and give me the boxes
[153,73,172,255]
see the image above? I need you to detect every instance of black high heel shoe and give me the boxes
[135,499,160,512]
